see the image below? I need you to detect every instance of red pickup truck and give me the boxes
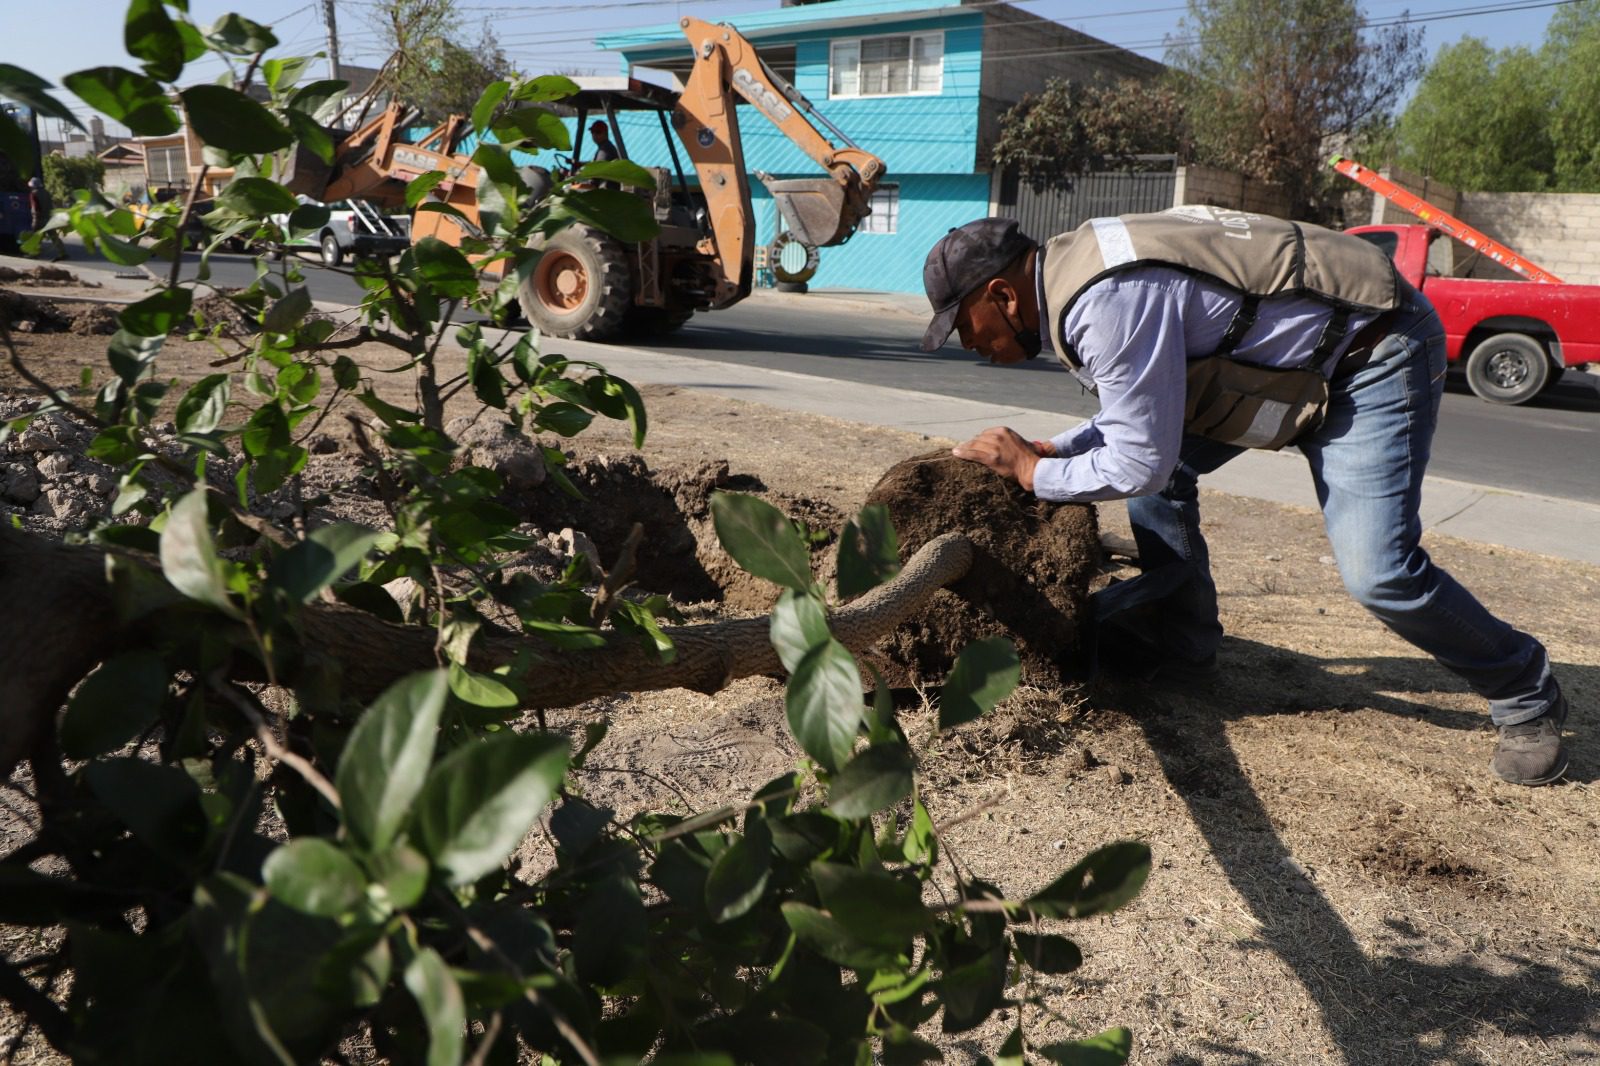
[1346,223,1600,405]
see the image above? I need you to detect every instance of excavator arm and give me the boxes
[673,17,887,303]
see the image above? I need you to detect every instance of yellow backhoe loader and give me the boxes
[286,17,886,341]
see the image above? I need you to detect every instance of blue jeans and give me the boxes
[1098,285,1560,726]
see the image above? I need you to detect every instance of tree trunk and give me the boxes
[0,524,973,777]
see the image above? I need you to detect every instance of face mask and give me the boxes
[993,291,1042,359]
[1013,324,1042,360]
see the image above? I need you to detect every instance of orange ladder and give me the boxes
[1330,155,1564,284]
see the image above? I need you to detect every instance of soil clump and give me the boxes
[863,450,1099,685]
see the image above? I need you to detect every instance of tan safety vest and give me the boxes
[1041,207,1401,371]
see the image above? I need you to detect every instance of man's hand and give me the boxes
[951,427,1047,490]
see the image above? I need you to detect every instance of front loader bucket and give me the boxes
[763,178,863,247]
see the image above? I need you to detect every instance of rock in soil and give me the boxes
[862,450,1099,686]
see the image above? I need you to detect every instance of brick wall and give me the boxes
[1173,165,1291,217]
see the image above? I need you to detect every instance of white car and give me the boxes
[274,198,411,266]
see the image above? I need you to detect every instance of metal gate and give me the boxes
[995,169,1177,242]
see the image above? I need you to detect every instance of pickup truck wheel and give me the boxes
[1464,332,1551,405]
[320,233,344,268]
[519,226,631,341]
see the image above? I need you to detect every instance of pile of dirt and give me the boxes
[0,265,89,286]
[863,450,1100,685]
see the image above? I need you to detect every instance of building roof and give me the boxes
[98,141,144,164]
[598,0,967,53]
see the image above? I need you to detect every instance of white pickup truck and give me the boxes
[275,198,411,266]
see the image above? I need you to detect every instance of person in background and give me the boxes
[27,177,65,261]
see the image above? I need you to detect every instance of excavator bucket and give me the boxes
[763,178,864,248]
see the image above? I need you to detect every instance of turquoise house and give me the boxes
[585,0,1162,293]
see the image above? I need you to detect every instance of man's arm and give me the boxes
[955,275,1190,501]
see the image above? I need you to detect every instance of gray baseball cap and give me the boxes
[920,217,1036,351]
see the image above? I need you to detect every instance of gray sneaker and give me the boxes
[1491,696,1569,786]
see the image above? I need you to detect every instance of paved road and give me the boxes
[61,241,1600,506]
[652,298,1600,507]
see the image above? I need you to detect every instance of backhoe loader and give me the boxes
[286,17,886,341]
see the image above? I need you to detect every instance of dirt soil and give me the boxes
[2,282,1598,1066]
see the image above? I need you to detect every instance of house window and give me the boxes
[859,184,899,234]
[830,32,942,98]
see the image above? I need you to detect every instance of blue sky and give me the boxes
[12,0,1571,141]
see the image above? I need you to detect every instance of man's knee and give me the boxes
[1336,545,1429,612]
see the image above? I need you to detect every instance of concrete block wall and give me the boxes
[1456,192,1600,284]
[1173,165,1290,217]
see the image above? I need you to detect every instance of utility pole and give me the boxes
[321,0,341,81]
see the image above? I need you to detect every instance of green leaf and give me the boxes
[180,85,294,153]
[511,74,580,103]
[214,176,299,218]
[412,235,480,298]
[938,637,1020,730]
[902,794,938,867]
[62,66,179,135]
[335,670,450,852]
[786,637,862,773]
[404,947,465,1066]
[0,112,32,180]
[471,80,510,135]
[572,159,657,189]
[240,403,306,493]
[264,56,310,93]
[124,0,186,82]
[119,286,192,337]
[769,588,830,674]
[711,492,813,592]
[1037,1028,1133,1066]
[287,202,331,238]
[811,862,930,946]
[837,503,901,599]
[1025,841,1151,920]
[828,742,913,819]
[447,662,519,709]
[262,287,313,333]
[531,400,592,437]
[285,78,346,115]
[355,389,421,426]
[174,373,230,434]
[0,64,83,129]
[405,172,447,209]
[489,106,571,150]
[1012,931,1083,974]
[206,13,278,54]
[365,843,429,912]
[159,489,240,618]
[270,523,384,604]
[554,188,659,243]
[59,651,169,759]
[704,820,772,923]
[938,947,1008,1033]
[85,757,207,863]
[263,839,367,918]
[780,903,904,971]
[413,733,569,885]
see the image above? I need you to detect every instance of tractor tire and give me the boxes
[518,225,632,341]
[1464,332,1551,405]
[320,232,344,268]
[625,305,695,338]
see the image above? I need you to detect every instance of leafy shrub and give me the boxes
[0,5,1150,1062]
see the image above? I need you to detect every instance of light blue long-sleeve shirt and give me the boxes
[1031,266,1377,503]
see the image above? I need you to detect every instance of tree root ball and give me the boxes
[862,451,1099,686]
